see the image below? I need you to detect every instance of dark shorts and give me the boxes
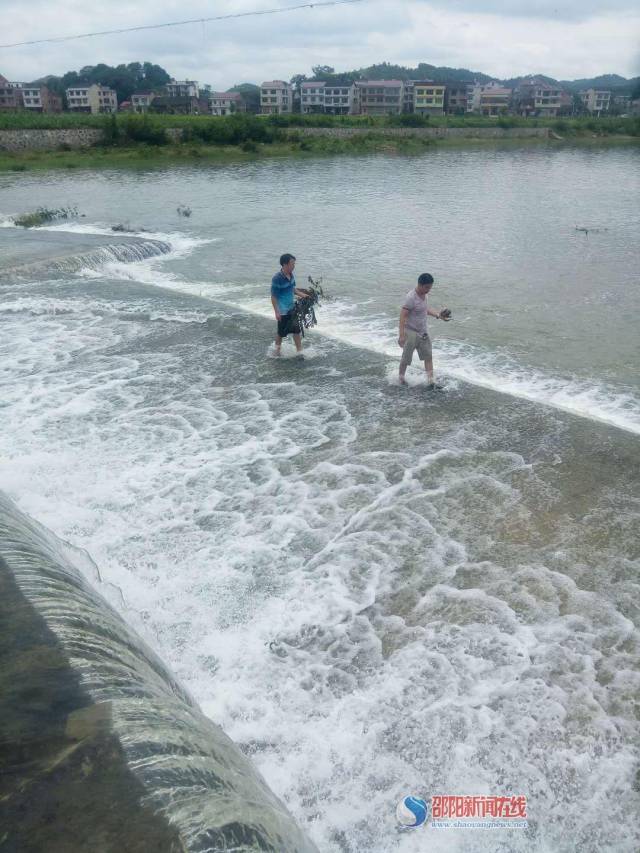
[277,310,301,339]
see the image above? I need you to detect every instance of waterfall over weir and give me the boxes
[0,493,319,853]
[0,227,171,278]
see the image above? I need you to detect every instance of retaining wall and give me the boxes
[0,125,550,153]
[292,126,550,139]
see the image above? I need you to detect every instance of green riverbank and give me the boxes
[0,135,433,172]
[2,133,639,173]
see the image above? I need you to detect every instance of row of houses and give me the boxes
[1,71,636,118]
[0,76,63,112]
[0,75,244,116]
[126,80,246,116]
[263,78,623,118]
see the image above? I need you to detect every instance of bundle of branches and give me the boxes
[292,276,328,336]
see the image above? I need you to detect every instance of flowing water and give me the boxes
[1,143,639,852]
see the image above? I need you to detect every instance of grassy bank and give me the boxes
[0,134,442,172]
[1,111,639,136]
[1,113,638,173]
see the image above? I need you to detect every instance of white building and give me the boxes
[19,86,43,110]
[355,80,404,115]
[166,79,199,98]
[130,92,154,113]
[469,81,512,116]
[300,81,326,114]
[514,78,562,117]
[579,88,611,115]
[209,92,243,116]
[324,83,356,115]
[66,84,117,114]
[260,81,292,114]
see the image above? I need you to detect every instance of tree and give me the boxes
[30,61,172,105]
[228,83,261,113]
[312,65,335,77]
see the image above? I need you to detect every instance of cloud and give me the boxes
[422,0,640,24]
[0,0,638,87]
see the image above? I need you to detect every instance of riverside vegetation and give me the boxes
[1,112,639,172]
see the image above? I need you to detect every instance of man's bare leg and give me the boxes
[424,358,434,384]
[399,363,408,385]
[293,333,303,354]
[274,334,283,356]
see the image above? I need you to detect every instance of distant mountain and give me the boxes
[560,74,638,93]
[21,61,640,101]
[298,63,638,93]
[354,61,492,84]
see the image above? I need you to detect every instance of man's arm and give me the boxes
[294,287,311,297]
[271,293,281,320]
[398,307,409,346]
[428,306,451,321]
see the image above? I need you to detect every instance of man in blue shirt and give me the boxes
[271,253,311,356]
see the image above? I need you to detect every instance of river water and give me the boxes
[1,143,639,852]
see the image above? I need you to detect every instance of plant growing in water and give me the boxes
[13,206,79,228]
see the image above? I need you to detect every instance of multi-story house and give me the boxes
[151,95,205,114]
[94,85,117,113]
[470,81,512,116]
[14,84,62,113]
[166,79,199,98]
[324,83,356,115]
[514,78,562,117]
[66,84,117,114]
[0,74,21,109]
[558,90,574,115]
[66,85,91,111]
[413,81,445,116]
[579,88,611,115]
[130,92,155,114]
[260,81,293,114]
[300,81,326,114]
[356,80,404,115]
[444,81,474,114]
[612,94,631,113]
[208,92,243,115]
[403,81,415,113]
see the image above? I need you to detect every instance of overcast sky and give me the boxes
[1,0,639,88]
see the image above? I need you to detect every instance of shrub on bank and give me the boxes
[0,110,638,142]
[181,115,278,145]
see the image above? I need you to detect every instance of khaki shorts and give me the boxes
[401,329,432,366]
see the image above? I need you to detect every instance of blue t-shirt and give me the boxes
[271,270,296,314]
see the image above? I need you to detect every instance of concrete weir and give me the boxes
[0,493,319,853]
[0,228,171,279]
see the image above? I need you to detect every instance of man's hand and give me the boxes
[398,336,406,348]
[439,308,452,322]
[275,310,282,321]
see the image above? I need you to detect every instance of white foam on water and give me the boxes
[208,294,640,437]
[3,222,638,850]
[1,285,639,852]
[40,220,214,257]
[72,226,636,436]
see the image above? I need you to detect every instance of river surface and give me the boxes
[1,143,639,852]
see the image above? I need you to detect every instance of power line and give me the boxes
[0,0,367,49]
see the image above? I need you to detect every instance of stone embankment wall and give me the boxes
[293,126,550,139]
[0,125,549,152]
[0,128,103,151]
